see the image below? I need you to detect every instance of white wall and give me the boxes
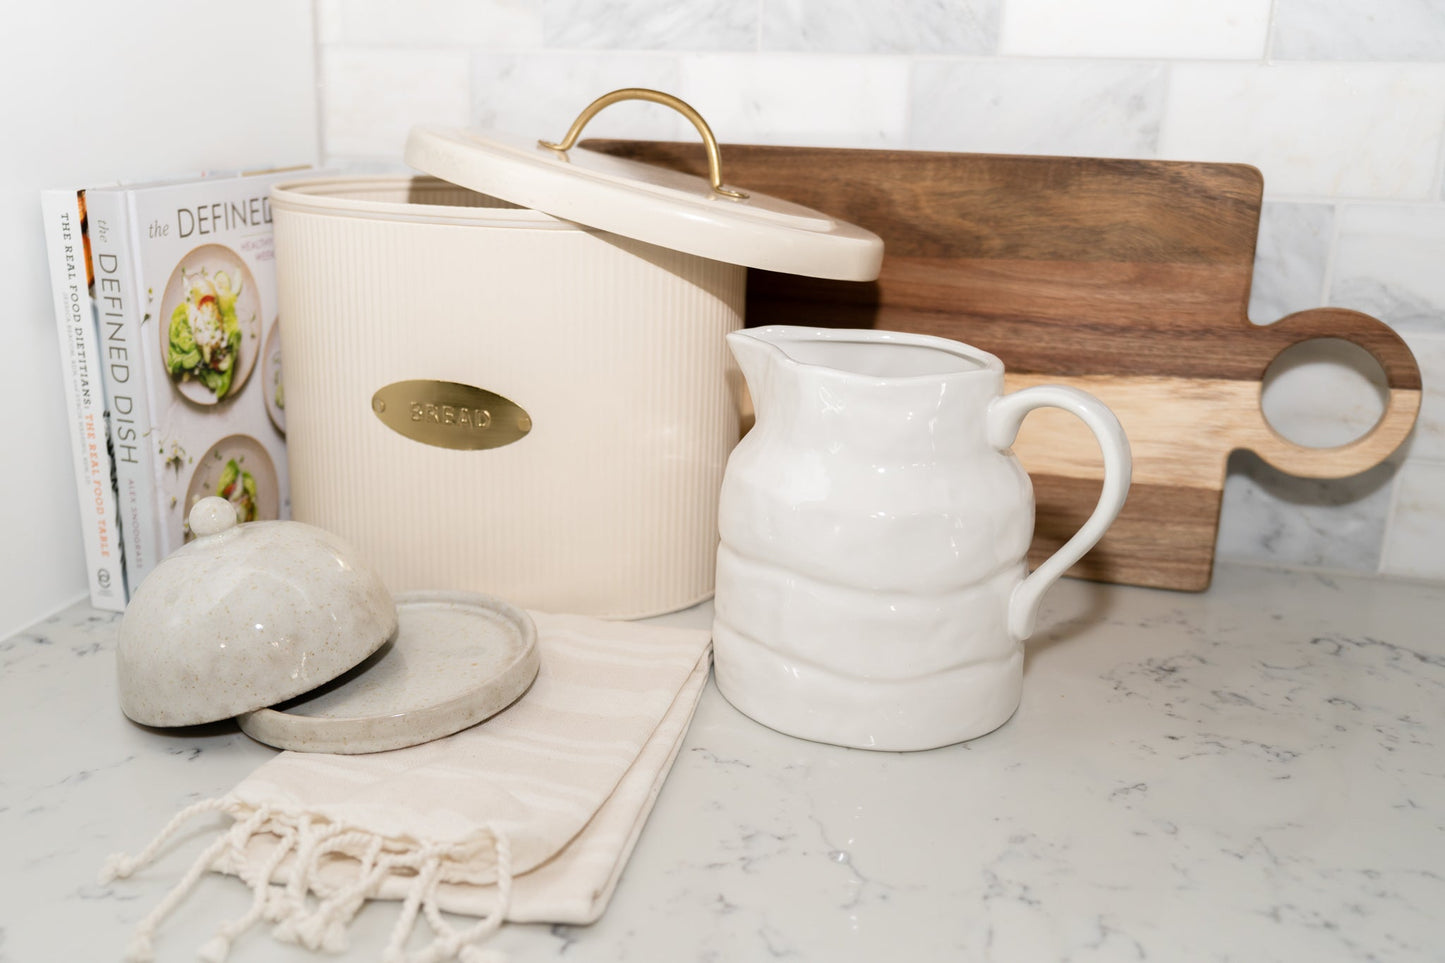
[0,2,319,637]
[316,0,1445,583]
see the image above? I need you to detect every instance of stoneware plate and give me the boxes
[237,591,539,753]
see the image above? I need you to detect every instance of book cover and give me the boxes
[88,187,162,593]
[87,170,295,598]
[41,188,126,611]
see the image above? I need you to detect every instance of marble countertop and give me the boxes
[2,562,1442,962]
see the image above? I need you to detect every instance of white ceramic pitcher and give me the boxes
[713,326,1132,751]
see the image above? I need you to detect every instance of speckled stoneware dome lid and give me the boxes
[117,497,399,727]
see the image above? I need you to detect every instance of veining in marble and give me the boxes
[1330,203,1445,336]
[1396,333,1445,461]
[760,0,1000,54]
[471,53,685,143]
[1259,338,1389,450]
[1160,63,1445,200]
[1381,459,1445,580]
[1271,0,1445,61]
[544,566,1445,962]
[1248,201,1333,324]
[542,0,757,51]
[322,47,472,159]
[325,0,544,47]
[1000,0,1271,59]
[1215,451,1394,574]
[909,59,1165,157]
[679,54,911,149]
[6,566,1444,961]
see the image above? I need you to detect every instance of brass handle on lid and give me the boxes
[539,88,749,200]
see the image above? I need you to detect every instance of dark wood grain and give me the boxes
[592,142,1264,262]
[585,139,1422,591]
[1030,478,1221,590]
[588,139,1419,389]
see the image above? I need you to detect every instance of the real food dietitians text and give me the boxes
[42,188,126,610]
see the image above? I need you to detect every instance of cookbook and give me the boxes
[84,169,296,599]
[42,188,126,610]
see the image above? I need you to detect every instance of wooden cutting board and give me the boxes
[588,141,1422,591]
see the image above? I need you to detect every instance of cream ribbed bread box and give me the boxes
[270,91,882,618]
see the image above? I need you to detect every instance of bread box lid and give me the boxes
[403,89,884,282]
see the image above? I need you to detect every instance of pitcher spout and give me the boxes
[726,329,782,398]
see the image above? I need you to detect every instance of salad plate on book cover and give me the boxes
[184,434,279,536]
[159,243,260,405]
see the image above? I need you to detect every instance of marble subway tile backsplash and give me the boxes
[1382,459,1445,578]
[1396,334,1445,462]
[910,60,1165,157]
[322,47,471,158]
[1216,453,1395,574]
[679,54,910,148]
[543,0,758,51]
[316,0,1445,582]
[324,0,543,47]
[1331,204,1445,337]
[760,0,1000,54]
[1271,0,1445,61]
[1246,202,1334,324]
[472,54,685,140]
[999,0,1271,59]
[1160,63,1445,200]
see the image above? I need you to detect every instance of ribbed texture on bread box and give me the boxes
[273,177,744,618]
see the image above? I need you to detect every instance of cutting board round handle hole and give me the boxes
[1261,338,1388,447]
[1243,308,1421,479]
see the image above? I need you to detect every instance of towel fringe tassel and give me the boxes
[198,814,297,963]
[115,803,269,963]
[102,800,516,963]
[417,827,514,963]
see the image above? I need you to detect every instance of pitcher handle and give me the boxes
[987,385,1132,641]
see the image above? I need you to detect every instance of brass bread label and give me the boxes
[371,380,531,451]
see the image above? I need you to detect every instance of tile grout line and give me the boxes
[1318,196,1344,309]
[312,0,329,166]
[1432,107,1445,202]
[1154,58,1172,157]
[1379,453,1406,577]
[1313,194,1393,577]
[465,41,476,129]
[902,55,914,150]
[1264,193,1445,206]
[1219,554,1445,587]
[1262,0,1279,64]
[314,44,1445,67]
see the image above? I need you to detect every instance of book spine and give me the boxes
[41,189,127,612]
[87,189,161,597]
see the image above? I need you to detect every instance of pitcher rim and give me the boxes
[732,325,1005,381]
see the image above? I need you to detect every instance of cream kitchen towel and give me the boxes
[102,613,712,963]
